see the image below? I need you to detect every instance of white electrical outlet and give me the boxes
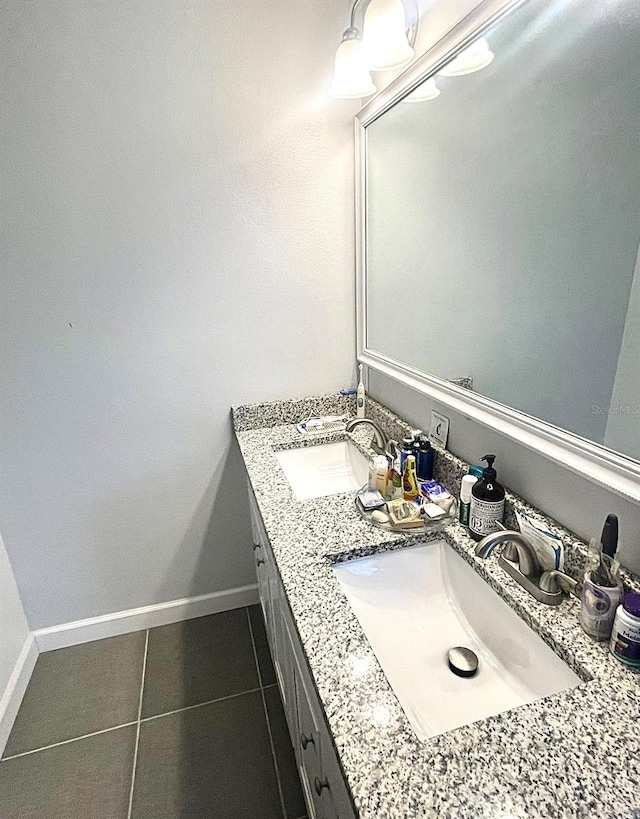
[429,411,450,448]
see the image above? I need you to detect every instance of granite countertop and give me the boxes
[232,394,640,819]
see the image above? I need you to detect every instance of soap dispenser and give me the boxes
[469,454,505,541]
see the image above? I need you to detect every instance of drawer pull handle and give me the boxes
[314,777,330,796]
[300,733,315,750]
[256,558,266,566]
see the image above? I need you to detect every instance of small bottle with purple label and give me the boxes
[610,593,640,671]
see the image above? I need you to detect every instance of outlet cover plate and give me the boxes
[429,411,450,448]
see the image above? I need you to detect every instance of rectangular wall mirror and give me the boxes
[357,0,640,502]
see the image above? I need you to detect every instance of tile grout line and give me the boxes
[246,607,287,819]
[0,722,139,762]
[260,686,288,819]
[0,684,279,764]
[140,685,274,724]
[126,628,149,819]
[0,682,279,765]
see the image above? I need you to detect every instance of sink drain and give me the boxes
[447,646,479,677]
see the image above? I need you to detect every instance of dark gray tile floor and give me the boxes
[0,606,307,819]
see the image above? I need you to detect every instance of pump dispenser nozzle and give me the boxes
[480,454,497,482]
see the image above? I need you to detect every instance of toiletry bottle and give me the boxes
[356,364,366,418]
[458,474,478,527]
[386,455,395,499]
[409,429,421,471]
[402,455,419,501]
[367,459,377,491]
[374,455,388,496]
[391,468,403,499]
[416,435,434,482]
[399,436,414,476]
[469,455,505,541]
[609,593,640,670]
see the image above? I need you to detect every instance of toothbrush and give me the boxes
[601,514,619,559]
[356,364,366,418]
[589,538,612,587]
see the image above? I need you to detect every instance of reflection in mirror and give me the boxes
[365,0,640,461]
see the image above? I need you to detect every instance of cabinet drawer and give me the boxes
[318,732,355,819]
[294,649,324,819]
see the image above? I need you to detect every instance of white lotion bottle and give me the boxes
[357,364,366,418]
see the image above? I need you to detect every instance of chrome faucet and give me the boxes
[345,418,397,458]
[475,523,576,606]
[475,526,541,578]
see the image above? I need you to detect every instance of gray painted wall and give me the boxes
[0,0,356,629]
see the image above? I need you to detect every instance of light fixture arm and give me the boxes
[348,0,368,31]
[345,0,419,47]
[340,26,360,43]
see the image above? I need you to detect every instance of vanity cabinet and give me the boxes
[248,484,355,819]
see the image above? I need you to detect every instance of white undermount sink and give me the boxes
[275,440,369,500]
[332,540,582,740]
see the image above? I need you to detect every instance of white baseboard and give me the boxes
[0,634,39,756]
[33,584,259,652]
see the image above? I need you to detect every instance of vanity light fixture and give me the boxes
[328,0,416,99]
[438,36,495,77]
[328,30,378,99]
[361,0,414,72]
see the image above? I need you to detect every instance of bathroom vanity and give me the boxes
[234,394,640,819]
[239,3,640,814]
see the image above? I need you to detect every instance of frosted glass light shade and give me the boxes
[438,37,494,77]
[328,38,377,99]
[362,0,414,71]
[405,77,440,102]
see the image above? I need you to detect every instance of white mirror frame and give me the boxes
[355,0,640,504]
